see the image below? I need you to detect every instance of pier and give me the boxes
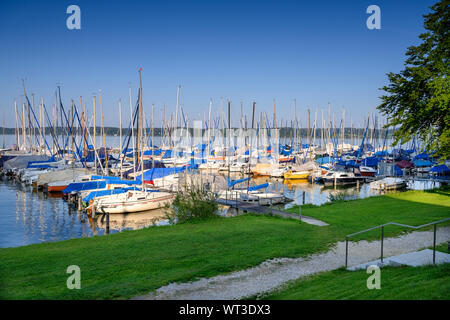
[216,198,329,226]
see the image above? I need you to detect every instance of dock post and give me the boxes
[356,180,359,189]
[433,224,437,264]
[106,212,110,234]
[77,197,82,212]
[381,226,384,264]
[302,191,305,204]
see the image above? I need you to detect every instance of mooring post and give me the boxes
[106,212,110,234]
[302,191,305,204]
[77,197,82,212]
[433,224,437,265]
[381,226,384,264]
[345,236,349,268]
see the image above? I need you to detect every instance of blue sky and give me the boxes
[0,0,436,127]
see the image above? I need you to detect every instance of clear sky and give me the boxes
[0,0,436,128]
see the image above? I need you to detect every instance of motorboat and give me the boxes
[322,171,364,186]
[360,166,377,177]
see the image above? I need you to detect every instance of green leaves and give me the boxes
[378,0,449,161]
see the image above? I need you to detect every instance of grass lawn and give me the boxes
[261,264,450,300]
[0,187,449,299]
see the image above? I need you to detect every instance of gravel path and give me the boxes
[134,226,450,300]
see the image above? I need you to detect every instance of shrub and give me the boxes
[328,191,348,202]
[165,185,219,223]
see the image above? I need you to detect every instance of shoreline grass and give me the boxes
[0,187,449,299]
[259,264,450,300]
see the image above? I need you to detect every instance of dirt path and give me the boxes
[133,226,450,300]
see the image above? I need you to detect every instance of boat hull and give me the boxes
[46,184,68,192]
[96,194,173,214]
[284,171,310,180]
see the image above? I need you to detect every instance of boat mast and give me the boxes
[138,68,144,190]
[99,90,108,175]
[93,95,97,173]
[247,102,255,193]
[129,86,135,179]
[14,100,19,148]
[119,99,122,178]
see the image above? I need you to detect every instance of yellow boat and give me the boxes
[283,170,310,180]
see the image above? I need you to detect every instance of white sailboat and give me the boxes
[92,190,174,214]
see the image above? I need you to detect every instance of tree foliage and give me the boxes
[378,0,449,160]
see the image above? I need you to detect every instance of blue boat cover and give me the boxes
[414,153,430,161]
[429,165,450,174]
[316,157,336,164]
[82,187,140,203]
[228,177,250,188]
[412,159,434,167]
[248,183,269,191]
[136,167,187,182]
[394,165,403,176]
[63,180,107,194]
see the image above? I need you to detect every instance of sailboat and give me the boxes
[90,69,175,213]
[92,189,174,214]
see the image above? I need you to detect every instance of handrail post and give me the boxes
[433,224,437,265]
[345,236,349,268]
[381,226,384,265]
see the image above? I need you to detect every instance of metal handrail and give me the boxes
[345,217,450,268]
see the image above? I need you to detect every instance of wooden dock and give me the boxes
[216,198,329,226]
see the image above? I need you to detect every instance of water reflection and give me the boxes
[95,208,168,232]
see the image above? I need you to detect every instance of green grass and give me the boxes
[0,188,449,299]
[287,188,450,241]
[261,264,450,300]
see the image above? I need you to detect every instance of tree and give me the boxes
[377,0,449,161]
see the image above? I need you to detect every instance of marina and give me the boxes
[0,73,448,248]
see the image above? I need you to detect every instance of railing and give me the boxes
[345,217,450,268]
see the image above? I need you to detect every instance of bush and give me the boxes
[328,191,348,202]
[165,185,219,223]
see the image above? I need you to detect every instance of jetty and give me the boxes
[216,198,329,226]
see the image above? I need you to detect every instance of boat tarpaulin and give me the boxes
[136,167,187,182]
[228,177,250,188]
[396,160,414,169]
[412,159,434,167]
[429,165,450,174]
[82,187,140,203]
[248,183,269,191]
[63,180,107,194]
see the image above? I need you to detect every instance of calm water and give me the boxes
[0,173,440,248]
